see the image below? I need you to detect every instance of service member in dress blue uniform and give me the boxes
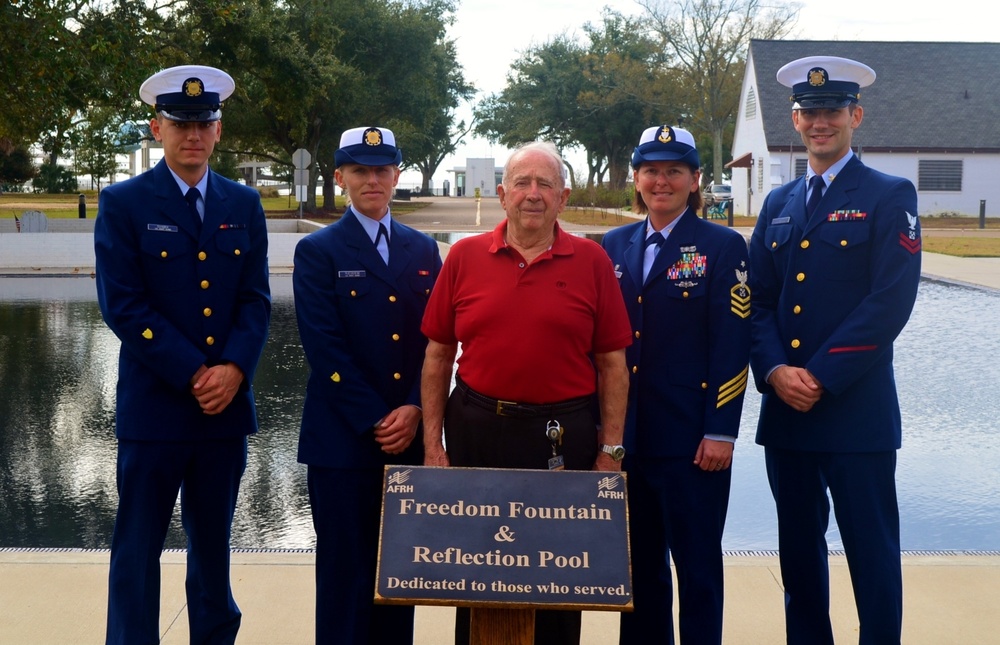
[748,56,921,645]
[293,126,442,644]
[602,126,751,645]
[94,65,271,645]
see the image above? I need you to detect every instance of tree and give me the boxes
[639,0,798,187]
[474,36,589,186]
[397,115,474,194]
[0,1,163,166]
[475,11,669,189]
[0,139,36,188]
[74,107,135,190]
[576,11,675,189]
[181,0,470,212]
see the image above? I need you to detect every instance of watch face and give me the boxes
[602,444,626,461]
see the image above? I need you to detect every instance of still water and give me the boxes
[1,276,998,552]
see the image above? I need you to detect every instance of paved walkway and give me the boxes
[2,549,997,644]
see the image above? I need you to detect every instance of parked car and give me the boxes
[702,184,732,206]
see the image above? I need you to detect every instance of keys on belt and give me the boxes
[546,419,565,471]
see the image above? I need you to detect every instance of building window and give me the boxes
[918,160,962,191]
[745,88,757,119]
[794,159,808,179]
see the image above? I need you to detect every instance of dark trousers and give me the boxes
[619,456,731,645]
[445,386,598,645]
[308,466,415,645]
[106,437,246,645]
[765,447,902,645]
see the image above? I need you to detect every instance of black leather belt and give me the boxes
[455,377,593,418]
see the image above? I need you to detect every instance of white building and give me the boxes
[449,158,502,197]
[731,40,1000,217]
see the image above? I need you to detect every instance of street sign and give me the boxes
[292,148,311,169]
[293,150,311,207]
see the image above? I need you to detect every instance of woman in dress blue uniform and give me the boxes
[749,56,921,645]
[293,126,442,643]
[601,125,751,644]
[95,65,271,645]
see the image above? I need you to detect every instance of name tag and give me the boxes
[338,270,366,278]
[147,224,178,232]
[771,216,790,225]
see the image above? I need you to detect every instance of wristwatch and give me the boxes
[599,444,626,462]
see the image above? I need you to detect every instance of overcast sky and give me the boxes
[402,0,992,188]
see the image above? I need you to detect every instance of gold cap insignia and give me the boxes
[183,78,205,97]
[657,126,673,144]
[807,68,828,87]
[363,128,383,146]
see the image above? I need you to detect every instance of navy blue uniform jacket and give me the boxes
[602,209,751,457]
[749,156,921,452]
[94,159,271,440]
[294,209,442,469]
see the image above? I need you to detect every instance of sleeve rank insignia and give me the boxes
[730,264,751,318]
[899,211,921,254]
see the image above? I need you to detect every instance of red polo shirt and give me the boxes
[422,221,632,403]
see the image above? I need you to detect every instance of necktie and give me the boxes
[805,174,824,217]
[375,222,390,264]
[642,231,665,283]
[185,187,202,222]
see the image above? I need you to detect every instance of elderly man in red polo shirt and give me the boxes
[420,140,632,645]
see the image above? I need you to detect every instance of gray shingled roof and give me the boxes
[750,40,1000,152]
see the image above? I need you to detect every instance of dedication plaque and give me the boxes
[376,466,631,611]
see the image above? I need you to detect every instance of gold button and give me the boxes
[632,366,638,374]
[234,249,241,256]
[796,272,805,282]
[793,305,802,314]
[198,251,207,261]
[331,372,341,383]
[682,291,690,298]
[350,290,357,297]
[142,328,153,340]
[701,382,708,389]
[800,240,810,249]
[206,336,215,346]
[389,295,397,303]
[637,296,643,304]
[160,251,168,258]
[203,308,212,317]
[771,241,777,249]
[840,240,848,247]
[791,339,801,349]
[201,280,210,289]
[392,334,400,341]
[634,331,640,339]
[393,372,402,380]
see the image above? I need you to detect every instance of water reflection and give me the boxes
[1,277,998,551]
[0,277,311,549]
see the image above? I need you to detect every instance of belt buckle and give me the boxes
[496,399,517,416]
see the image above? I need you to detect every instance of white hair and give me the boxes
[502,141,568,189]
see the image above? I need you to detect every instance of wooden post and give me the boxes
[470,608,534,645]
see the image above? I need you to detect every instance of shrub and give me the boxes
[34,163,78,194]
[568,185,633,209]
